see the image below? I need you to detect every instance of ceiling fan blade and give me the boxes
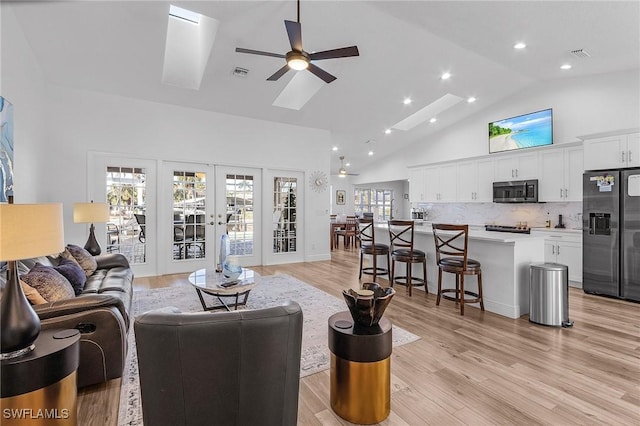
[307,63,337,84]
[235,47,285,59]
[284,20,303,52]
[310,46,359,61]
[267,65,290,81]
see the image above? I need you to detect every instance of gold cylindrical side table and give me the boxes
[1,329,80,425]
[328,311,392,425]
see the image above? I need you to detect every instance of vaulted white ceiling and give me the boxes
[6,1,640,174]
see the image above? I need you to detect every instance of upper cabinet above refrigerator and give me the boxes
[583,132,640,170]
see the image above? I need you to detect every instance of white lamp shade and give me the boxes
[0,203,65,261]
[73,202,109,223]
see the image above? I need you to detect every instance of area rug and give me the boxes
[117,274,419,425]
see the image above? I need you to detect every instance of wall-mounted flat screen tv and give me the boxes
[489,108,553,154]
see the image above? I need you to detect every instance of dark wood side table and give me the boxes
[328,311,392,425]
[1,329,80,425]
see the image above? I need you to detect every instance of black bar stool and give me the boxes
[432,224,484,315]
[388,220,427,297]
[356,218,390,282]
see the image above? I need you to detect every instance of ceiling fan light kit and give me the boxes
[235,0,359,83]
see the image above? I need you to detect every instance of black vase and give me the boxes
[1,261,41,357]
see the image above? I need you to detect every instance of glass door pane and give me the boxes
[273,177,297,253]
[172,171,207,260]
[106,166,147,264]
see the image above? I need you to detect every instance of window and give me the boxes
[354,188,394,220]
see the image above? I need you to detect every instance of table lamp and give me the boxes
[74,201,109,256]
[0,203,64,359]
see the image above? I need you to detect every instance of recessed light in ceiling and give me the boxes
[514,42,526,49]
[429,118,437,123]
[560,64,572,70]
[467,97,476,103]
[403,98,412,105]
[346,162,351,166]
[332,146,338,151]
[169,5,201,24]
[441,72,451,80]
[368,151,374,156]
[384,129,391,135]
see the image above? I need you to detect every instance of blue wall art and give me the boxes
[0,96,14,202]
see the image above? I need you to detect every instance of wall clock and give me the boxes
[309,171,328,193]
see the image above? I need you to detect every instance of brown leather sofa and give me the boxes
[2,253,133,388]
[134,302,303,426]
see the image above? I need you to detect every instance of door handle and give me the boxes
[552,245,555,255]
[557,245,560,255]
[629,150,633,163]
[511,169,515,178]
[217,221,224,225]
[622,151,625,163]
[564,188,568,198]
[560,188,563,198]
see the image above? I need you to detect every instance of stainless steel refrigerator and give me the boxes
[583,169,640,301]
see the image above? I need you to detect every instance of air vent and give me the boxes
[570,49,591,58]
[233,67,249,77]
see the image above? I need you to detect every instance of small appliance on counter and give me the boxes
[411,208,426,220]
[554,214,565,229]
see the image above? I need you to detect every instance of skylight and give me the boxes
[169,5,201,24]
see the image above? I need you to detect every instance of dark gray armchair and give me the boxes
[134,302,303,426]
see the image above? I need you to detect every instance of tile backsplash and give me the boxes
[417,202,582,229]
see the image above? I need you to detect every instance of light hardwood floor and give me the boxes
[78,247,640,425]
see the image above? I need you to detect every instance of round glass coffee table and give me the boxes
[188,268,260,312]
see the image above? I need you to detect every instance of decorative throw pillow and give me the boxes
[21,263,75,303]
[20,279,48,305]
[59,248,82,267]
[65,244,98,277]
[53,258,87,296]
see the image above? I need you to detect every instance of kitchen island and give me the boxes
[376,223,545,319]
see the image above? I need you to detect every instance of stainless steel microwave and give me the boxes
[493,179,538,203]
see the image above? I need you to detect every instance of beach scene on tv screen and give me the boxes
[489,109,552,153]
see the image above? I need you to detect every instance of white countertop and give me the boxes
[530,227,582,234]
[376,223,545,243]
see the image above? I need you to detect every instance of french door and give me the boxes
[214,166,262,267]
[161,162,216,274]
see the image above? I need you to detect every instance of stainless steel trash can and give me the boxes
[529,263,573,327]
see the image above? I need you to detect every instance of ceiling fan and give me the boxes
[235,0,359,83]
[338,156,358,177]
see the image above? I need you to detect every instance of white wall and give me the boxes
[1,7,49,202]
[2,6,334,268]
[356,68,640,183]
[330,175,355,215]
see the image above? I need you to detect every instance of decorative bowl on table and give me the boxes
[222,256,242,281]
[342,282,395,327]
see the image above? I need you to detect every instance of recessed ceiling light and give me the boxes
[346,162,351,166]
[560,64,572,70]
[429,117,437,123]
[467,97,476,103]
[332,146,338,151]
[441,72,451,80]
[384,128,391,135]
[368,151,374,156]
[403,98,412,105]
[514,42,526,49]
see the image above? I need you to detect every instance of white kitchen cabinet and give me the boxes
[409,167,426,203]
[532,229,582,285]
[424,164,457,202]
[458,158,494,202]
[494,151,539,181]
[583,132,640,170]
[538,146,583,202]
